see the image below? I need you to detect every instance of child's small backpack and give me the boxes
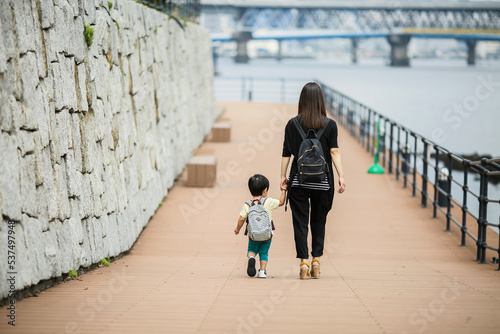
[245,198,272,242]
[292,116,331,184]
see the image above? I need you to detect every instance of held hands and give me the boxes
[338,175,346,194]
[280,177,288,191]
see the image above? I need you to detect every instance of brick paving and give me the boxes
[1,102,499,334]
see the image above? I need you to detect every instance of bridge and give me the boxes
[2,79,499,333]
[201,1,500,65]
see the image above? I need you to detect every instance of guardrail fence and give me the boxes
[319,81,500,270]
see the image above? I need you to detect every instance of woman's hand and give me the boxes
[338,175,346,194]
[280,176,288,191]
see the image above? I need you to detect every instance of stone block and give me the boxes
[19,154,38,218]
[55,219,74,274]
[79,111,97,173]
[37,79,52,147]
[80,173,93,218]
[66,216,84,268]
[0,133,22,221]
[22,215,49,281]
[18,130,35,157]
[75,63,89,112]
[79,218,92,267]
[51,54,77,112]
[93,98,106,141]
[35,147,58,221]
[65,151,82,198]
[0,17,7,74]
[109,65,122,115]
[13,221,32,290]
[54,161,71,221]
[19,53,42,131]
[71,113,83,172]
[73,15,85,65]
[53,0,74,56]
[55,108,71,158]
[0,1,15,63]
[43,221,62,277]
[40,0,55,29]
[43,27,58,65]
[12,0,36,56]
[84,0,96,25]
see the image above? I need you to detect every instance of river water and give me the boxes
[215,57,500,157]
[214,56,500,234]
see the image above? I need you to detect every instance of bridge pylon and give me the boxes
[465,40,477,66]
[387,34,411,67]
[233,31,252,63]
[351,38,359,64]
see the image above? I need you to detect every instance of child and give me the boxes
[234,174,287,278]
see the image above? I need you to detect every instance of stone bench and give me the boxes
[186,155,216,187]
[211,122,231,142]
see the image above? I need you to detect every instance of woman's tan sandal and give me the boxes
[299,261,310,279]
[311,258,321,279]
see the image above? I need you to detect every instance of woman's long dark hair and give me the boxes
[298,82,327,130]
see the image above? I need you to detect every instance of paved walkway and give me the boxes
[2,102,500,334]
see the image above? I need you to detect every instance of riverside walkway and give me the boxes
[2,102,500,334]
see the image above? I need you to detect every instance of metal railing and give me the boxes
[318,81,500,270]
[136,0,201,23]
[214,76,305,104]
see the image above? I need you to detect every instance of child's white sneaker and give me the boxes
[258,270,267,278]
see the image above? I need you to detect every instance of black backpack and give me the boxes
[292,116,330,184]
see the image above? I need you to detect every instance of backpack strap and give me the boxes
[260,197,267,205]
[315,118,330,140]
[292,117,330,140]
[292,117,307,141]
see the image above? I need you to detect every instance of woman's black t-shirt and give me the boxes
[282,116,339,160]
[282,115,339,209]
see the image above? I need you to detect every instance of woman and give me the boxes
[280,82,346,279]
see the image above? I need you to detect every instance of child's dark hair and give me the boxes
[248,174,269,196]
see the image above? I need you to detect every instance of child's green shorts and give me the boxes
[247,239,272,262]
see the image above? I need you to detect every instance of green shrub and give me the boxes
[108,1,113,10]
[83,23,94,49]
[68,270,78,279]
[99,258,111,267]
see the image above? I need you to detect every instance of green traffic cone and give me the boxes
[368,121,385,174]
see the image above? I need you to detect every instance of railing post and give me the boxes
[248,77,253,101]
[412,135,417,197]
[421,141,429,207]
[396,126,401,181]
[241,77,246,101]
[479,171,489,264]
[460,160,469,247]
[380,120,387,168]
[433,147,440,218]
[445,154,453,232]
[388,123,394,174]
[403,131,409,188]
[367,109,372,154]
[280,77,285,103]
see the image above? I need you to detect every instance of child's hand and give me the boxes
[234,228,240,235]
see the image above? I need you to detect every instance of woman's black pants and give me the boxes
[289,186,330,259]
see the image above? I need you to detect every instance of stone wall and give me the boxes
[0,0,215,299]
